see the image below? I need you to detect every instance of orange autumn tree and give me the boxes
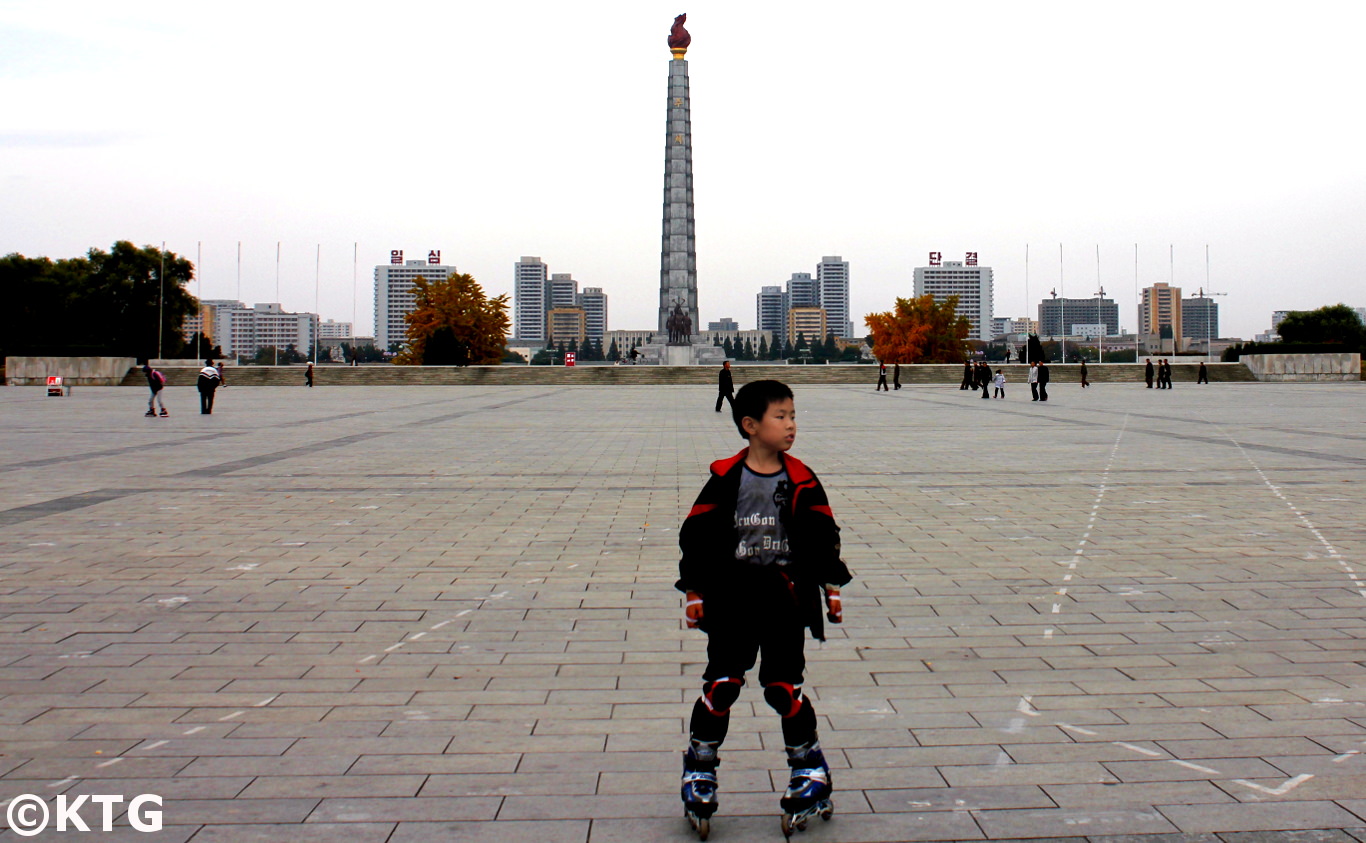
[395,273,510,366]
[864,294,972,364]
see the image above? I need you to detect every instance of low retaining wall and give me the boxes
[1241,353,1361,382]
[120,361,1258,387]
[5,356,137,386]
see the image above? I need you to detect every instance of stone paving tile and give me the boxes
[1160,800,1365,833]
[4,384,1366,841]
[975,807,1180,838]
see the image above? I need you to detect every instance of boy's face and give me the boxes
[743,398,796,452]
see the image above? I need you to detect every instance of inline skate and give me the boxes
[681,739,720,840]
[779,740,833,838]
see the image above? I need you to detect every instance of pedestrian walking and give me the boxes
[876,361,889,392]
[197,359,222,415]
[142,364,168,417]
[1079,360,1089,388]
[1037,360,1051,401]
[716,360,735,412]
[1198,361,1209,384]
[960,361,972,390]
[892,363,901,390]
[1145,358,1155,388]
[993,369,1005,399]
[305,362,314,388]
[1029,361,1040,401]
[978,362,991,399]
[1162,359,1173,389]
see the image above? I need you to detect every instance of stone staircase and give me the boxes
[121,361,1257,387]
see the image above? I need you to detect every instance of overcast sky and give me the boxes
[4,1,1363,340]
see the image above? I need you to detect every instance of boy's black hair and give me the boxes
[731,379,794,439]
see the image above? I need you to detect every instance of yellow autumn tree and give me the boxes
[394,273,510,366]
[864,294,971,364]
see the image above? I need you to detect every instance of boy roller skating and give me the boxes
[677,380,852,839]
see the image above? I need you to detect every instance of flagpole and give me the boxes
[313,243,321,366]
[157,242,166,362]
[1023,244,1030,364]
[196,240,203,362]
[274,242,281,367]
[1058,243,1065,364]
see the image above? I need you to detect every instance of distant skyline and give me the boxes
[4,2,1364,341]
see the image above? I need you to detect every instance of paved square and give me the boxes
[2,380,1366,842]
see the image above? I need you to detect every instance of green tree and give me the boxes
[0,242,196,360]
[607,338,620,361]
[742,338,754,360]
[1277,304,1366,346]
[722,337,734,357]
[757,335,768,358]
[394,272,510,365]
[823,333,838,359]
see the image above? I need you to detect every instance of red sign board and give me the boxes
[564,352,576,367]
[427,250,441,265]
[390,250,403,264]
[965,252,978,266]
[928,251,942,266]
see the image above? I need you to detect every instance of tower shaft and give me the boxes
[659,57,697,339]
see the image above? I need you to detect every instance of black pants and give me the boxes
[715,391,733,412]
[1039,382,1049,401]
[1030,383,1039,401]
[689,602,816,750]
[877,376,888,391]
[199,389,216,414]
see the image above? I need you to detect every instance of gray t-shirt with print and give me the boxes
[733,465,793,567]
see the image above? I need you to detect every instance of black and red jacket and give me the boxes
[677,448,852,641]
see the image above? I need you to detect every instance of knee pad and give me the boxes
[763,682,804,718]
[701,677,743,715]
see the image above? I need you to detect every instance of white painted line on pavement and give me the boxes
[1233,774,1313,795]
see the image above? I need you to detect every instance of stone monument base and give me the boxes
[637,344,729,366]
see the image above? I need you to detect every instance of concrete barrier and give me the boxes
[1241,353,1361,382]
[5,356,138,386]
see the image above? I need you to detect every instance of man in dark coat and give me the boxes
[716,361,735,412]
[876,361,889,392]
[1037,361,1051,401]
[978,362,991,399]
[1144,358,1155,388]
[893,363,901,390]
[1198,361,1208,384]
[960,361,973,390]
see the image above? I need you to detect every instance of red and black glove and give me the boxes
[824,587,843,624]
[684,591,704,629]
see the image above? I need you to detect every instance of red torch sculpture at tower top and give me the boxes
[669,13,690,58]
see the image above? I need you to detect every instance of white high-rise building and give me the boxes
[548,274,579,311]
[787,273,818,308]
[203,301,318,358]
[318,320,353,340]
[513,257,550,343]
[816,256,853,339]
[578,287,608,339]
[756,285,786,346]
[375,253,457,351]
[914,259,995,341]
